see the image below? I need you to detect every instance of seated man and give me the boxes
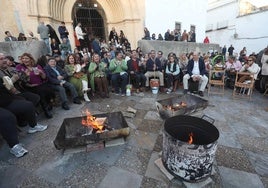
[183,52,208,97]
[165,54,180,93]
[109,51,128,96]
[238,56,260,83]
[0,107,28,158]
[145,50,165,91]
[127,50,146,92]
[44,57,82,110]
[0,79,47,135]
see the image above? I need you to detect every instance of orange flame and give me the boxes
[188,132,194,144]
[81,109,104,132]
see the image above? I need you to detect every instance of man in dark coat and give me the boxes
[183,52,208,96]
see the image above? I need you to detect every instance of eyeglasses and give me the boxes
[158,54,162,55]
[248,60,253,62]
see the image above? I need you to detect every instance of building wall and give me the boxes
[145,0,208,43]
[138,40,220,57]
[206,0,268,55]
[0,0,20,39]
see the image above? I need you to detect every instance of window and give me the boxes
[190,25,196,32]
[175,22,181,32]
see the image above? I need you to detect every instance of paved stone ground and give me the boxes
[0,88,267,188]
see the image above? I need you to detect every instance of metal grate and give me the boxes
[73,7,105,39]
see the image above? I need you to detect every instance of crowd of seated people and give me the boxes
[2,40,268,156]
[3,21,268,149]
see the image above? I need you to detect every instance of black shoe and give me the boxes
[183,89,188,94]
[44,109,53,119]
[47,104,53,111]
[73,97,82,104]
[62,102,70,110]
[198,91,204,97]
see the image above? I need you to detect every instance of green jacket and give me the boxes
[88,61,107,92]
[109,59,128,74]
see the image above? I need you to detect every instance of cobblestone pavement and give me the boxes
[0,88,267,188]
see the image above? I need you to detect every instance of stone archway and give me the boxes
[63,0,145,49]
[72,1,107,41]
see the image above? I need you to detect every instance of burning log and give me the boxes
[54,111,130,150]
[156,94,209,120]
[163,101,187,111]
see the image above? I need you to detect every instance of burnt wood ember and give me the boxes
[162,115,219,182]
[54,111,129,150]
[156,94,208,120]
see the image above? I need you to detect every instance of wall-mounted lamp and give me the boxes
[234,32,238,39]
[78,3,82,7]
[94,3,98,8]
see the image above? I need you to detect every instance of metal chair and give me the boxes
[208,69,225,96]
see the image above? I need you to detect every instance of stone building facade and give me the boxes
[0,0,145,49]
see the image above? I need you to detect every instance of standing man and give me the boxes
[58,22,69,43]
[222,45,227,59]
[183,52,208,97]
[190,30,196,42]
[4,31,17,41]
[75,22,86,50]
[37,22,50,54]
[228,45,235,56]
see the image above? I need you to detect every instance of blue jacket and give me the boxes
[44,65,68,85]
[187,59,206,76]
[146,57,162,72]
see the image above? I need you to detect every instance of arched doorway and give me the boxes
[72,1,106,42]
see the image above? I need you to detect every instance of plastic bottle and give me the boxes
[126,88,131,96]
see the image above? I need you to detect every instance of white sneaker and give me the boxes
[28,124,48,134]
[83,93,91,102]
[166,88,172,94]
[10,144,28,158]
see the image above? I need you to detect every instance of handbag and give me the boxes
[73,72,85,79]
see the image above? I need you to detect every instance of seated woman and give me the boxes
[203,55,211,75]
[88,53,109,98]
[64,54,90,102]
[16,53,55,119]
[179,53,188,81]
[165,54,180,93]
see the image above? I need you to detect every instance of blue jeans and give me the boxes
[111,73,128,94]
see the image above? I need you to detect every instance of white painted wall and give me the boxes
[206,1,268,55]
[145,0,208,43]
